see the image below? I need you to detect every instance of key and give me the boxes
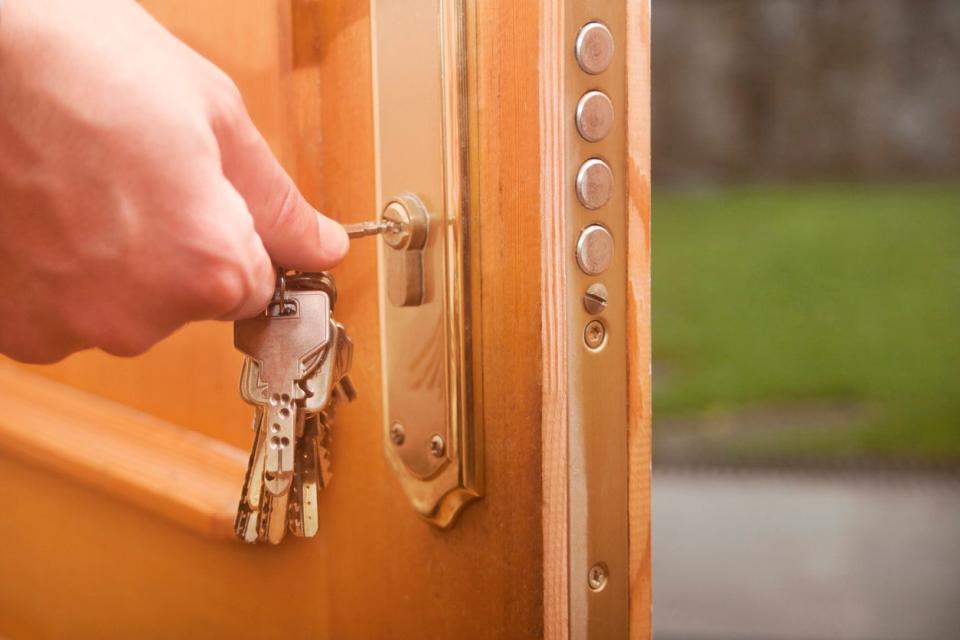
[344,219,400,239]
[300,322,342,415]
[287,322,344,536]
[233,270,355,544]
[239,357,295,498]
[333,326,357,403]
[234,288,331,489]
[257,488,290,544]
[234,406,266,542]
[239,353,296,499]
[290,413,322,537]
[286,320,356,536]
[314,415,334,490]
[300,320,355,413]
[237,319,340,542]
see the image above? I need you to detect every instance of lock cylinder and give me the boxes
[381,194,429,307]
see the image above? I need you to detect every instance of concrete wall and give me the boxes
[652,0,960,185]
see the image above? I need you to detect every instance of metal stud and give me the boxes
[575,158,614,210]
[576,91,615,142]
[576,225,614,276]
[575,22,615,75]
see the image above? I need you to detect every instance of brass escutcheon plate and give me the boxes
[371,0,481,528]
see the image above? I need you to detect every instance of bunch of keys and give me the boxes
[231,219,398,544]
[233,270,356,544]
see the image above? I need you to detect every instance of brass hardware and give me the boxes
[575,90,615,142]
[583,320,606,350]
[588,563,609,592]
[575,158,614,209]
[576,224,615,276]
[382,195,429,307]
[372,0,481,528]
[583,283,609,315]
[429,434,446,458]
[574,21,615,75]
[568,9,629,639]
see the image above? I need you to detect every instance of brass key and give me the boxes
[233,271,356,544]
[234,288,331,490]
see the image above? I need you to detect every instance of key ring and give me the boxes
[286,272,337,310]
[275,267,287,314]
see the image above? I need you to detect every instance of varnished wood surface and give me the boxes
[0,363,244,539]
[538,0,571,636]
[0,1,549,638]
[626,2,654,637]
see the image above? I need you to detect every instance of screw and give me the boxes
[389,422,406,446]
[584,320,606,349]
[583,283,609,314]
[588,563,609,591]
[429,434,446,457]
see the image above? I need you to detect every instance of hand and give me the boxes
[0,0,348,363]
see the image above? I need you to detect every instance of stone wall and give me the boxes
[652,0,960,185]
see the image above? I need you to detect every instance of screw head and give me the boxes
[584,320,606,350]
[588,563,609,591]
[583,283,609,315]
[389,422,406,446]
[429,434,446,457]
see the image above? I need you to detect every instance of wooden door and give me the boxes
[0,1,651,638]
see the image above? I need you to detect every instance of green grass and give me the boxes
[653,183,960,462]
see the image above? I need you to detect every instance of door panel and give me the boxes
[0,1,650,637]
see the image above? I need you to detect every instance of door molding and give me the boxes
[0,363,245,539]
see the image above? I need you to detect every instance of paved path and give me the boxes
[653,469,960,640]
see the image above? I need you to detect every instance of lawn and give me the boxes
[652,183,960,464]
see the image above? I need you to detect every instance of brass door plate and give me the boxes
[371,0,481,528]
[565,2,630,637]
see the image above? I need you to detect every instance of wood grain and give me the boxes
[626,1,654,637]
[0,363,245,539]
[539,0,571,637]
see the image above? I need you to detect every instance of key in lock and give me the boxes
[343,193,429,307]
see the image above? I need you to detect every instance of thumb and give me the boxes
[213,106,348,272]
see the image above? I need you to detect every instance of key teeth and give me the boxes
[233,275,354,544]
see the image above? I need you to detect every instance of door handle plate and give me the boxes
[371,0,481,528]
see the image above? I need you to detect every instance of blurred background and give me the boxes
[649,1,960,639]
